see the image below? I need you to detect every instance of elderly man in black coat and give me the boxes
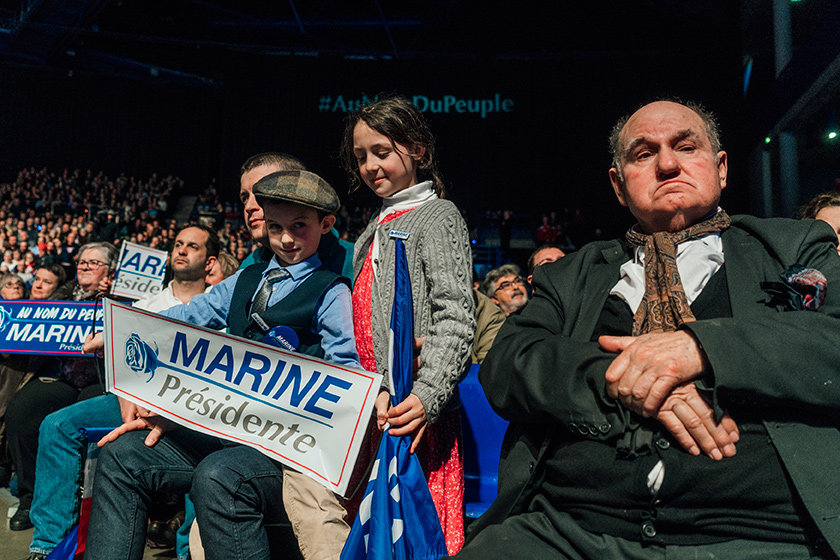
[455,100,840,560]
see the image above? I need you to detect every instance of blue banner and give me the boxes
[0,300,103,356]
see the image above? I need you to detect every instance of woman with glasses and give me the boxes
[6,242,117,532]
[50,242,116,301]
[0,273,27,300]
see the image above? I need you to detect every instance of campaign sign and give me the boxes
[111,241,168,300]
[102,300,381,496]
[0,300,102,356]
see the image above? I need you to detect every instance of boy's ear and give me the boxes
[320,214,336,234]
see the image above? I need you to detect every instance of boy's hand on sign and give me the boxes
[374,390,390,431]
[118,396,151,424]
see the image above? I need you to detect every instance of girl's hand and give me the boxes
[386,394,428,453]
[413,336,425,375]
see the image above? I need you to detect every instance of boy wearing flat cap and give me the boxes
[83,170,359,560]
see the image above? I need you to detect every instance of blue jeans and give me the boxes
[85,430,289,560]
[29,393,122,555]
[190,446,288,560]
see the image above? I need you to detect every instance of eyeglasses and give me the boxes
[78,260,107,270]
[495,276,526,292]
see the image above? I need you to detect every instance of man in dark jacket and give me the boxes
[455,100,840,559]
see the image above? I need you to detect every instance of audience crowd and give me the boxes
[1,165,593,294]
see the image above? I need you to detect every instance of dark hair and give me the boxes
[609,98,722,183]
[341,95,445,197]
[797,191,840,219]
[39,263,67,286]
[240,152,306,176]
[527,244,565,275]
[178,224,220,258]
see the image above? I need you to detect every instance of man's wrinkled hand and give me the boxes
[600,331,709,417]
[656,382,739,460]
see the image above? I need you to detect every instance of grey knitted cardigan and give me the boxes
[353,198,476,422]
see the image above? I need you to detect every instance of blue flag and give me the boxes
[341,237,448,560]
[44,524,78,560]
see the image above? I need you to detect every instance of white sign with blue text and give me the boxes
[111,241,168,300]
[102,300,381,495]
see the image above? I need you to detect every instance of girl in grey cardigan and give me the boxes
[342,96,475,554]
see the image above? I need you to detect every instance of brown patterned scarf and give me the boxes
[625,210,731,336]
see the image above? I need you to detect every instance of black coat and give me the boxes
[472,215,840,556]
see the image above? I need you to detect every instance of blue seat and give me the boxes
[459,363,508,519]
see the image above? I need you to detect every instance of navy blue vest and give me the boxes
[227,261,348,358]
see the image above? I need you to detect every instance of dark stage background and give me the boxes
[0,41,747,236]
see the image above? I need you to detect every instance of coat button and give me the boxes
[655,437,671,450]
[528,462,535,473]
[588,425,599,436]
[598,422,611,434]
[578,425,589,435]
[641,521,656,538]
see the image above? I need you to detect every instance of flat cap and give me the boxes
[253,170,340,213]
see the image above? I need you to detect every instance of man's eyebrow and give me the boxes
[672,129,698,143]
[621,129,699,159]
[621,136,651,160]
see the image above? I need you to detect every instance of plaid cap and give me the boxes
[253,170,340,213]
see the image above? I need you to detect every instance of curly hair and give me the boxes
[78,241,119,272]
[797,191,840,220]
